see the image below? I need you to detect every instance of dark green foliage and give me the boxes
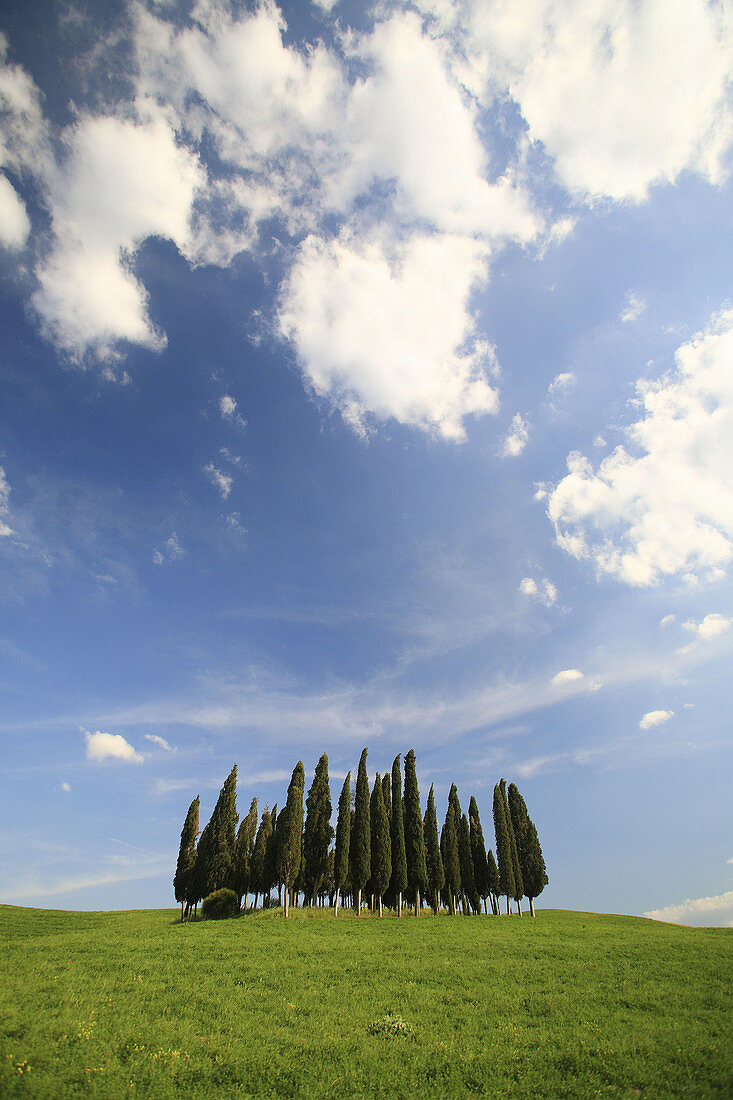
[264,804,279,900]
[233,797,257,907]
[381,771,391,819]
[441,801,461,914]
[403,749,427,908]
[195,766,239,898]
[508,782,548,906]
[201,887,238,920]
[303,754,334,904]
[277,763,305,916]
[174,796,199,917]
[390,756,408,906]
[370,774,391,909]
[251,807,273,903]
[458,813,479,914]
[493,783,516,905]
[333,773,351,895]
[424,785,444,911]
[500,779,524,904]
[469,795,490,908]
[487,848,500,914]
[352,748,371,907]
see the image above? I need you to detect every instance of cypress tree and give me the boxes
[493,783,515,914]
[507,783,548,917]
[500,778,524,914]
[351,748,370,916]
[424,785,444,914]
[370,773,391,916]
[403,749,428,916]
[277,762,305,918]
[459,812,479,914]
[265,803,280,905]
[390,755,408,917]
[195,765,239,899]
[251,806,272,908]
[447,784,465,910]
[487,848,500,914]
[382,772,391,819]
[469,796,490,914]
[441,801,461,914]
[233,796,258,910]
[174,795,199,922]
[303,754,334,906]
[333,773,351,916]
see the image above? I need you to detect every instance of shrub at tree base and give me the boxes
[202,887,239,920]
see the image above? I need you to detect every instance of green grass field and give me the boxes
[1,905,730,1098]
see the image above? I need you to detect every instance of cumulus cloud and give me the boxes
[520,576,557,606]
[83,728,144,764]
[0,172,29,248]
[682,613,732,640]
[621,292,646,323]
[502,413,529,457]
[204,463,234,498]
[547,310,733,586]
[144,734,174,752]
[644,890,733,927]
[639,709,674,730]
[549,371,575,393]
[552,668,583,687]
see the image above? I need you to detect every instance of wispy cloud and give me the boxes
[144,734,175,752]
[203,463,234,499]
[502,413,529,457]
[620,292,646,323]
[644,890,733,927]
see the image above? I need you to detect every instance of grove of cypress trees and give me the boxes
[493,783,515,914]
[333,772,351,917]
[469,796,490,915]
[277,762,305,918]
[500,778,524,914]
[174,795,199,922]
[403,749,428,916]
[370,773,391,916]
[233,796,258,910]
[195,765,239,899]
[424,785,444,914]
[303,754,334,906]
[487,848,500,914]
[441,801,461,915]
[508,782,548,917]
[459,813,479,914]
[352,748,370,917]
[390,755,408,917]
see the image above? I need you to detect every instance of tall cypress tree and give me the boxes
[500,778,524,914]
[370,773,391,916]
[424,785,444,914]
[174,795,199,922]
[233,796,258,910]
[447,784,465,910]
[333,773,351,916]
[195,765,239,899]
[469,796,490,915]
[382,772,391,819]
[441,801,461,914]
[352,748,370,916]
[493,783,515,914]
[303,754,334,906]
[507,783,548,917]
[459,812,479,914]
[277,762,305,918]
[265,803,280,905]
[403,749,428,916]
[251,806,272,908]
[390,755,408,917]
[487,848,500,915]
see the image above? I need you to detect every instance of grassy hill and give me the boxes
[1,905,730,1098]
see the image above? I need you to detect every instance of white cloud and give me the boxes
[547,310,733,586]
[644,890,733,927]
[153,531,183,565]
[682,613,732,640]
[0,465,12,537]
[621,292,646,323]
[552,668,583,687]
[60,782,71,793]
[446,0,733,202]
[144,733,174,752]
[0,172,29,248]
[204,462,234,498]
[639,709,674,730]
[549,371,575,393]
[83,728,144,764]
[279,230,498,440]
[519,577,538,597]
[520,576,557,606]
[219,394,237,418]
[660,614,676,627]
[502,413,529,457]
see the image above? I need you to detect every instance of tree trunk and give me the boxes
[415,887,421,917]
[357,888,362,916]
[379,897,383,917]
[506,896,510,915]
[335,887,340,917]
[529,897,536,918]
[284,887,289,919]
[517,898,522,916]
[398,891,402,918]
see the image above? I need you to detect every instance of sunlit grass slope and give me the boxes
[1,905,730,1098]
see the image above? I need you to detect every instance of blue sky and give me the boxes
[1,0,732,925]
